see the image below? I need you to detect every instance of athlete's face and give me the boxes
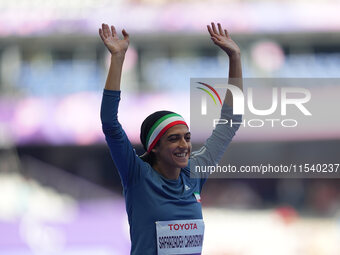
[152,124,191,169]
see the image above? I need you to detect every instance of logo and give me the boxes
[185,184,191,191]
[168,223,198,231]
[196,81,312,128]
[196,82,223,106]
[194,192,201,202]
[196,82,222,115]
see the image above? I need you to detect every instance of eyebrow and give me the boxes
[167,132,191,138]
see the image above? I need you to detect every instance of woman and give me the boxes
[100,22,242,255]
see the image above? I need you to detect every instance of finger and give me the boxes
[211,22,218,34]
[207,25,214,37]
[99,28,105,41]
[122,29,129,41]
[224,29,230,39]
[101,24,106,38]
[111,25,117,37]
[102,23,110,37]
[217,23,224,36]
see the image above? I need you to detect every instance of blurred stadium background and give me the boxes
[0,0,340,254]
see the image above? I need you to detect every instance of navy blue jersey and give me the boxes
[100,90,241,254]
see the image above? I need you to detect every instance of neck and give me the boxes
[152,162,181,180]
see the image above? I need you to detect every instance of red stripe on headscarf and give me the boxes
[147,121,188,153]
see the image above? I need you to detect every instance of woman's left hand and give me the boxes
[207,22,240,58]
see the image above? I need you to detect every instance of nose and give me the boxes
[178,137,188,149]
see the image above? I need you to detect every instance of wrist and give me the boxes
[228,51,241,60]
[111,52,126,62]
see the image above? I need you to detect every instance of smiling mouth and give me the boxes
[174,152,188,158]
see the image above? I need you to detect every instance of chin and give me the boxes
[174,158,189,168]
[177,162,188,168]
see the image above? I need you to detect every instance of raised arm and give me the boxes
[190,23,243,186]
[207,22,243,107]
[100,24,145,190]
[99,23,129,91]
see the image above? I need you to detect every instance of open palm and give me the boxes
[99,23,129,55]
[207,22,240,57]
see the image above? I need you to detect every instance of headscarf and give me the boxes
[140,111,188,153]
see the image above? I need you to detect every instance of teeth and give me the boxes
[175,153,186,157]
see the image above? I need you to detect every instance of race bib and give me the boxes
[155,219,204,255]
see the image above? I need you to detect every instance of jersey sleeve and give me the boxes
[100,89,145,190]
[189,103,242,190]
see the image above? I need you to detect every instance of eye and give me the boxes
[168,135,179,142]
[185,135,191,141]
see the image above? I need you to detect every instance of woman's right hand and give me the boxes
[99,23,129,56]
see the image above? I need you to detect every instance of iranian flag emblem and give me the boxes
[194,192,201,202]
